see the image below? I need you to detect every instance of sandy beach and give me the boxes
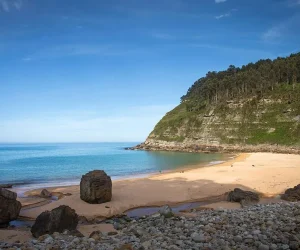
[14,152,300,220]
[1,152,300,245]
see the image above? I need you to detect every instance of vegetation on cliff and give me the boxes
[148,53,300,146]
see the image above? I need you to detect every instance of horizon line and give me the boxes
[0,141,142,144]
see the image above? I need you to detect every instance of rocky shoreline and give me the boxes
[1,202,300,250]
[126,140,300,155]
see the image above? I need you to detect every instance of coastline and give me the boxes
[9,152,235,196]
[128,140,300,155]
[12,152,300,220]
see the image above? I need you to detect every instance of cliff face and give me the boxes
[138,96,300,153]
[133,53,300,153]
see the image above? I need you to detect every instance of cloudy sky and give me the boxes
[0,0,299,142]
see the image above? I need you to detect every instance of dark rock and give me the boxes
[113,222,124,230]
[117,244,134,250]
[227,188,260,206]
[80,170,112,204]
[0,184,13,188]
[283,108,292,113]
[0,188,22,226]
[78,215,89,224]
[41,189,52,198]
[31,205,78,238]
[108,231,118,236]
[282,184,300,201]
[89,230,102,240]
[69,229,84,237]
[159,205,174,218]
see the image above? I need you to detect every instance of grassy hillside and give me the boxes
[148,53,300,147]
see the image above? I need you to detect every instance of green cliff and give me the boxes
[141,53,300,153]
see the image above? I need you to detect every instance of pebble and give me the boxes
[191,233,206,243]
[258,243,269,250]
[1,202,300,250]
[44,236,53,244]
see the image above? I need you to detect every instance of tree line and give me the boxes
[181,53,300,111]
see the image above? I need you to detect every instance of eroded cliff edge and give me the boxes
[130,53,300,154]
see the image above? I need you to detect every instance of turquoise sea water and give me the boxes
[0,143,227,188]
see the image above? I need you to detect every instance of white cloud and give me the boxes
[0,0,9,12]
[262,27,281,40]
[215,0,227,3]
[22,57,32,62]
[287,0,300,7]
[262,14,300,42]
[0,0,23,12]
[215,12,230,19]
[13,0,22,10]
[215,8,237,19]
[151,32,174,40]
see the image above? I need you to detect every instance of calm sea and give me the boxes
[0,143,227,188]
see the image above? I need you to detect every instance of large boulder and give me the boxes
[31,205,78,238]
[0,188,22,226]
[282,184,300,201]
[41,189,52,198]
[80,170,112,204]
[227,188,260,207]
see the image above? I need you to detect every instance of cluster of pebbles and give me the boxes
[1,202,300,250]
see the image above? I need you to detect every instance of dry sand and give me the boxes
[15,152,300,220]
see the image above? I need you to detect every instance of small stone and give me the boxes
[31,239,38,244]
[72,237,80,244]
[38,234,50,242]
[117,244,134,250]
[282,244,290,250]
[289,241,300,250]
[142,240,152,249]
[253,230,261,235]
[159,205,174,218]
[234,235,243,242]
[108,231,118,236]
[44,236,53,244]
[113,222,123,230]
[258,244,269,250]
[191,233,206,243]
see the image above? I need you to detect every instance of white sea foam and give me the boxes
[208,160,225,165]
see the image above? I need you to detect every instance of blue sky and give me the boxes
[0,0,299,142]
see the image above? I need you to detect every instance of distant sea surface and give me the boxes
[0,143,228,188]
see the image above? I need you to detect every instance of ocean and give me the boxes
[0,143,227,188]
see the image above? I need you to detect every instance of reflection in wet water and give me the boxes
[125,201,210,218]
[9,220,34,228]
